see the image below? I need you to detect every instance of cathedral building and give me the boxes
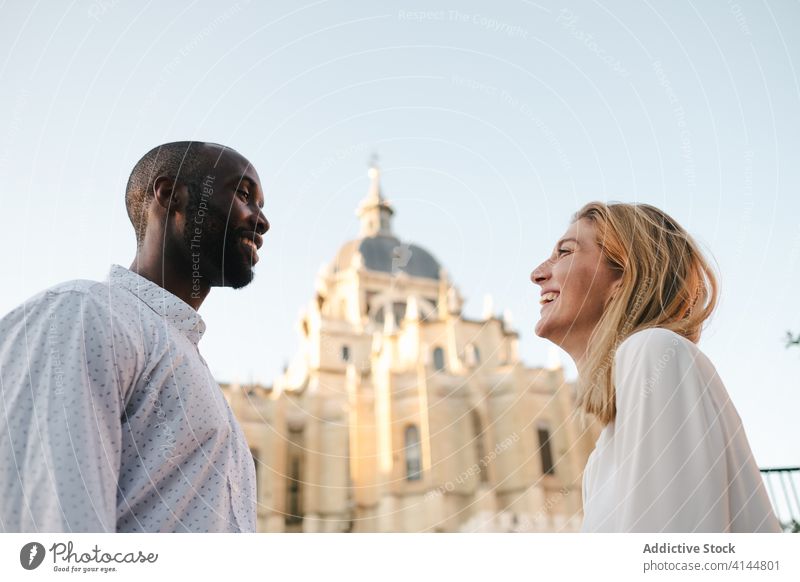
[222,164,602,532]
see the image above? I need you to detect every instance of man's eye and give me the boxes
[237,190,250,201]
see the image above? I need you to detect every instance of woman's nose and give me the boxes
[531,261,549,285]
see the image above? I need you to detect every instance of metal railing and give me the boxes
[760,467,800,532]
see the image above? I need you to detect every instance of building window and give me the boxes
[392,302,407,322]
[286,427,304,527]
[422,297,437,321]
[466,343,481,366]
[537,426,556,475]
[432,347,445,372]
[404,425,422,481]
[365,291,377,316]
[472,411,489,484]
[341,345,350,362]
[286,457,303,525]
[372,303,406,325]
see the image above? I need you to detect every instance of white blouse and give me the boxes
[581,328,781,532]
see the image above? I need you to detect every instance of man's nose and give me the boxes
[254,209,269,235]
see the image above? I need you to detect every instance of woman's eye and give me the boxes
[557,248,571,257]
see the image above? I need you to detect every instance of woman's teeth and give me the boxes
[539,292,559,305]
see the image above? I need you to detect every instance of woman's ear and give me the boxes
[606,277,623,305]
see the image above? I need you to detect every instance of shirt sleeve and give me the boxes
[0,288,135,532]
[611,328,731,532]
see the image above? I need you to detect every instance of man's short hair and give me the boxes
[125,141,222,245]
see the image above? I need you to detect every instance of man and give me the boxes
[0,141,269,532]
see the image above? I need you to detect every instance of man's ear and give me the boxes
[152,176,186,212]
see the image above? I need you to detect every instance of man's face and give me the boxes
[181,147,269,289]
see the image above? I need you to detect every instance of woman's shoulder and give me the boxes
[616,327,697,361]
[613,327,721,404]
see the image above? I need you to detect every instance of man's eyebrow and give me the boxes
[237,175,264,208]
[237,175,258,188]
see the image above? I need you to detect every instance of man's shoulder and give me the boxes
[1,277,119,326]
[42,278,107,297]
[36,278,116,310]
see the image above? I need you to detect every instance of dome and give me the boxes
[330,159,442,280]
[332,235,441,280]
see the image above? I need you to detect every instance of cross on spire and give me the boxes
[357,152,394,237]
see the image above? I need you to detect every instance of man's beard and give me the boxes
[183,191,255,289]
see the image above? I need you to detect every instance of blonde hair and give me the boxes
[575,202,718,426]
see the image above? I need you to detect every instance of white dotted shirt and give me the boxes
[0,265,256,532]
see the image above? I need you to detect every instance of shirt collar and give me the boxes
[107,264,206,344]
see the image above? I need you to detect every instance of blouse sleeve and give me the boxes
[611,328,731,532]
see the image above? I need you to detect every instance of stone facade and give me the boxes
[222,163,602,532]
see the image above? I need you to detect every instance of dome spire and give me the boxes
[357,153,394,237]
[367,152,382,202]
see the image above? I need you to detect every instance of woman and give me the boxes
[531,202,780,533]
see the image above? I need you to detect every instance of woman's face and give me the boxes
[530,218,622,360]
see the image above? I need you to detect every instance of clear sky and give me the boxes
[1,0,798,467]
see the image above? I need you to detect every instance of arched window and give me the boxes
[404,425,422,481]
[465,343,480,367]
[372,302,406,325]
[287,457,303,524]
[286,427,305,528]
[471,411,489,484]
[392,302,407,322]
[341,344,350,362]
[432,346,445,372]
[537,425,556,475]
